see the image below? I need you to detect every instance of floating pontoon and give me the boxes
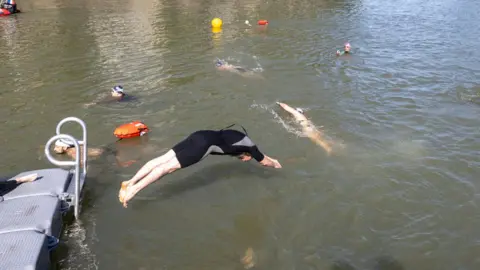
[0,117,88,270]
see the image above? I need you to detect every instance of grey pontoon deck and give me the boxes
[0,117,88,270]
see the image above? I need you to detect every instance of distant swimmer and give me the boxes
[84,85,135,107]
[215,59,263,78]
[118,126,282,207]
[276,102,333,154]
[0,0,20,15]
[336,42,351,56]
[471,96,480,105]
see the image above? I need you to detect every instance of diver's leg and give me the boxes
[122,157,181,207]
[123,150,176,186]
[121,131,210,207]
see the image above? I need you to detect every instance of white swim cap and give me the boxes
[112,85,124,94]
[55,139,74,148]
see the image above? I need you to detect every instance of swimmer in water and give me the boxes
[276,102,332,154]
[53,139,105,158]
[53,139,136,167]
[84,85,134,107]
[336,42,351,56]
[119,127,282,207]
[215,59,263,78]
[0,0,20,15]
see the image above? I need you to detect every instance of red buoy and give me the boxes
[258,20,268,25]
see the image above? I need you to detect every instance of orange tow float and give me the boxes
[257,20,268,25]
[114,121,149,139]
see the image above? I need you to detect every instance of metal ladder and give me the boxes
[44,117,88,219]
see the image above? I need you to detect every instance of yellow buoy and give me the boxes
[211,18,223,28]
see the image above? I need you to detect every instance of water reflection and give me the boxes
[331,256,404,270]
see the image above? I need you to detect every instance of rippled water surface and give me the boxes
[1,0,480,269]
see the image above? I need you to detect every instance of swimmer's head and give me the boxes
[111,85,125,97]
[54,139,74,154]
[344,43,351,52]
[215,60,224,67]
[215,59,230,70]
[295,108,304,114]
[2,0,15,7]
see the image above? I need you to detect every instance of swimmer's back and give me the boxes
[187,129,249,145]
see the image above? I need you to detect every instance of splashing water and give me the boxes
[59,218,99,270]
[251,102,346,153]
[250,102,306,137]
[218,54,264,73]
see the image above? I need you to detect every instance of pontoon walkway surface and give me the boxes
[0,117,88,270]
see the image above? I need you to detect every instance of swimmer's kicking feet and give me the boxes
[119,128,282,207]
[215,59,263,78]
[276,102,333,154]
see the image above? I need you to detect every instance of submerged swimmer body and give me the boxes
[53,139,136,167]
[84,85,135,107]
[119,127,282,207]
[276,102,333,154]
[215,59,262,78]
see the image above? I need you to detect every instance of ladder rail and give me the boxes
[55,117,88,175]
[44,134,81,219]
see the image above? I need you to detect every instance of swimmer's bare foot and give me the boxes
[15,173,38,183]
[241,247,255,269]
[118,181,130,203]
[122,186,137,208]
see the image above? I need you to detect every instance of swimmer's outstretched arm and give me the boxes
[14,174,38,183]
[243,145,282,169]
[276,102,333,154]
[276,102,308,121]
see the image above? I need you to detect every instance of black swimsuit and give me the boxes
[0,176,19,196]
[172,129,265,168]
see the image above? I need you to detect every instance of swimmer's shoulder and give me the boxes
[119,94,136,102]
[234,67,248,73]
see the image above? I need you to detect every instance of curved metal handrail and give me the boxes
[55,117,87,175]
[44,134,81,219]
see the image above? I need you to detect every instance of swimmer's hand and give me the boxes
[276,102,288,109]
[260,155,282,169]
[276,102,298,115]
[15,173,38,183]
[336,50,341,56]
